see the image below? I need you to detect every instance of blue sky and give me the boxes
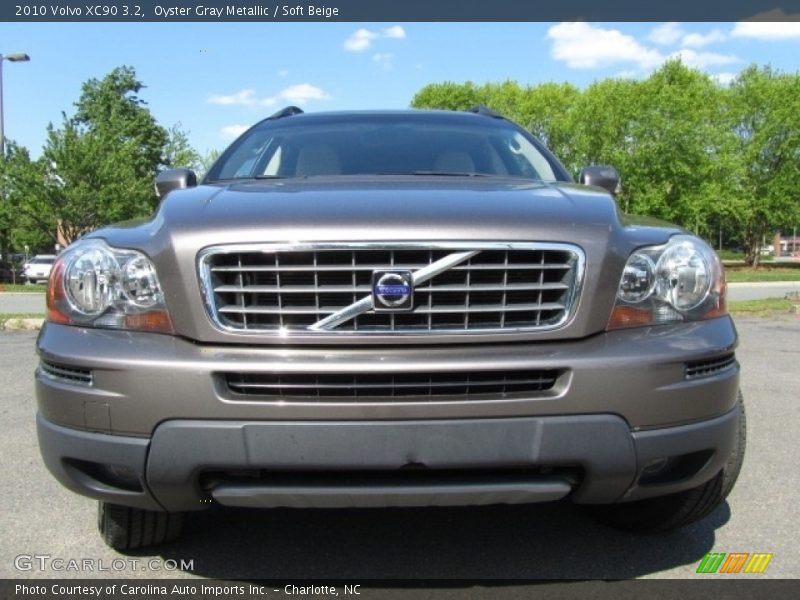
[2,21,800,159]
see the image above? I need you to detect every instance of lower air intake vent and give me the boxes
[223,369,564,401]
[39,361,93,386]
[685,354,736,380]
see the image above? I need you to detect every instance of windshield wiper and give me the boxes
[408,171,492,177]
[206,175,289,183]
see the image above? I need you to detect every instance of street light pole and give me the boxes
[0,52,30,271]
[0,52,31,157]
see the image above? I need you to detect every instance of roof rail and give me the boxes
[466,105,504,119]
[268,106,304,120]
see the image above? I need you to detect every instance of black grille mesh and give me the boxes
[223,369,564,401]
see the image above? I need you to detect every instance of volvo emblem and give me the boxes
[372,270,414,311]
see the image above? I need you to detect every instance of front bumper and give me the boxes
[36,317,739,435]
[35,317,740,511]
[37,407,740,511]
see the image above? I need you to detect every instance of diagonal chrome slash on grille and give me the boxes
[307,250,480,331]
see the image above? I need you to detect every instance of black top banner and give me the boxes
[4,0,800,22]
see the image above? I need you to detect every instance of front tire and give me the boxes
[98,501,184,550]
[589,391,746,532]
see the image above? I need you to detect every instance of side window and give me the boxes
[509,132,556,181]
[490,132,557,181]
[263,146,283,176]
[217,133,276,179]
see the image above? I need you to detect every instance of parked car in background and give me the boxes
[21,255,57,284]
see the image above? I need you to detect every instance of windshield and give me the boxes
[206,114,567,182]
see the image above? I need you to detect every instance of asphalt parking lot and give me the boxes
[1,316,797,581]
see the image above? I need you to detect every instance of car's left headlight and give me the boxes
[47,240,173,333]
[607,235,727,330]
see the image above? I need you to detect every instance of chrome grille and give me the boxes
[199,243,583,335]
[223,369,564,401]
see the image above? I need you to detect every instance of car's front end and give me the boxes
[35,109,744,547]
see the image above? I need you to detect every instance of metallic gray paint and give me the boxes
[84,177,682,345]
[36,316,738,436]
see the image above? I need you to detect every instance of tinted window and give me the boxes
[207,115,565,182]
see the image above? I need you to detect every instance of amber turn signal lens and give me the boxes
[45,259,71,325]
[607,305,654,330]
[124,311,174,334]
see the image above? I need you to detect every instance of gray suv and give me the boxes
[36,107,744,549]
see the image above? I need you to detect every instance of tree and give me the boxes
[0,142,51,254]
[619,61,728,234]
[727,66,800,265]
[37,66,171,244]
[410,62,800,262]
[197,148,221,180]
[412,81,483,111]
[164,123,202,172]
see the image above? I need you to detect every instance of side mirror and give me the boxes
[578,165,621,196]
[155,168,197,199]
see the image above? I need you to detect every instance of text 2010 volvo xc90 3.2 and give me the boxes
[36,107,744,549]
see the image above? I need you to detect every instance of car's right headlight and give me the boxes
[607,235,727,330]
[47,240,173,334]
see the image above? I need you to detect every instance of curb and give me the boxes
[1,317,45,331]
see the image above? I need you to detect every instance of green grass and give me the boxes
[719,252,774,262]
[728,298,797,315]
[0,283,47,293]
[725,268,800,283]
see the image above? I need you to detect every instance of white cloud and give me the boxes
[681,29,727,48]
[344,25,406,52]
[548,22,738,74]
[278,83,331,105]
[650,22,685,45]
[209,89,260,106]
[731,21,800,40]
[221,124,248,139]
[547,22,663,69]
[344,28,380,52]
[670,49,739,69]
[372,53,394,70]
[650,22,726,48]
[382,26,406,39]
[712,72,737,85]
[209,83,331,108]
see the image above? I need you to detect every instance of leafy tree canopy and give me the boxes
[413,61,800,265]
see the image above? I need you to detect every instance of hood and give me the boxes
[94,176,675,250]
